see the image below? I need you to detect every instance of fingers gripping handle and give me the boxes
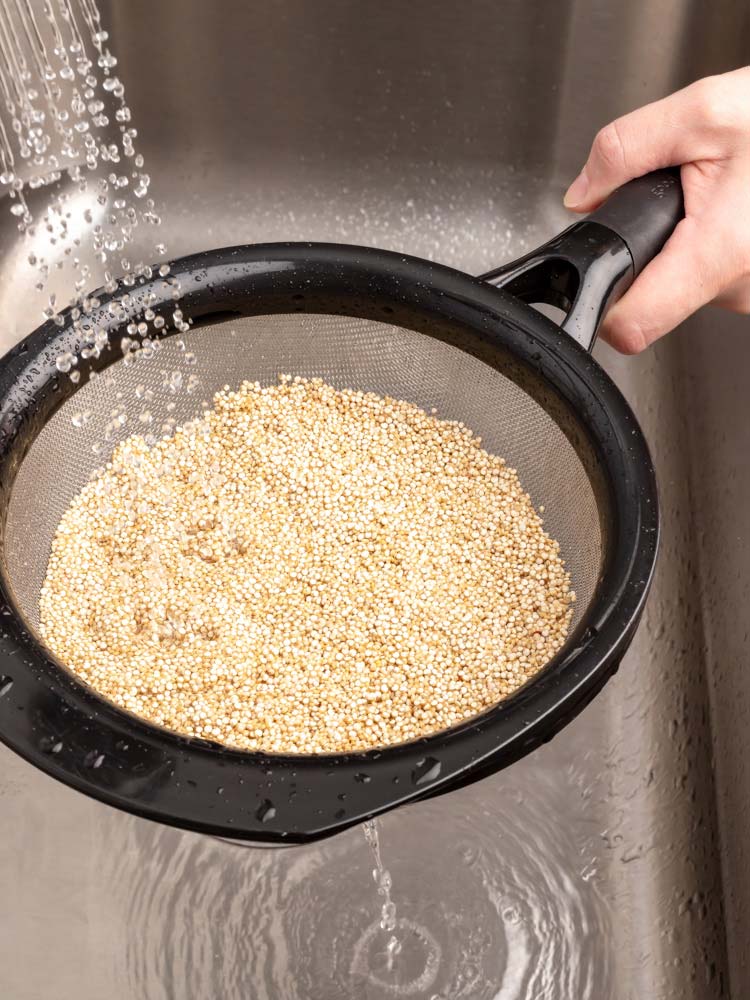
[481,169,684,351]
[586,168,684,278]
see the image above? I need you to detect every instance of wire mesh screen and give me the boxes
[4,313,603,638]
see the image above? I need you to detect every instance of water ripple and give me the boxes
[104,767,613,999]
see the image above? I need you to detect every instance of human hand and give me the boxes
[564,67,750,353]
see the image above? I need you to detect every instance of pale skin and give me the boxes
[564,66,750,354]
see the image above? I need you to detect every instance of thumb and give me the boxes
[564,82,719,212]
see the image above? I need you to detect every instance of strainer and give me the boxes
[0,170,681,843]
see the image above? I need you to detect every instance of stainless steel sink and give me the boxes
[0,1,747,996]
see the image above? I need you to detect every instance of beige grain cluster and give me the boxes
[39,376,574,754]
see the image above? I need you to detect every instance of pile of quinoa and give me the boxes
[39,376,574,754]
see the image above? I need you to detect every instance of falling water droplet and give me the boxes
[0,676,13,697]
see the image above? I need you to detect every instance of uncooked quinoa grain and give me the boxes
[39,376,574,753]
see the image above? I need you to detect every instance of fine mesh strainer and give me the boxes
[0,170,680,843]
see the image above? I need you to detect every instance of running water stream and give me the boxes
[363,820,403,972]
[0,0,167,310]
[0,0,198,451]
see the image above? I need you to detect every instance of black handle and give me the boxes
[480,169,684,351]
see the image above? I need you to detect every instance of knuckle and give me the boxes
[593,121,628,171]
[692,75,749,133]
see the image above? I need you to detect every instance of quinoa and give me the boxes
[38,375,574,754]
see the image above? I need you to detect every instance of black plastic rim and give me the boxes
[0,243,659,843]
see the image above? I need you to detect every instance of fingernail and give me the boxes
[564,168,589,208]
